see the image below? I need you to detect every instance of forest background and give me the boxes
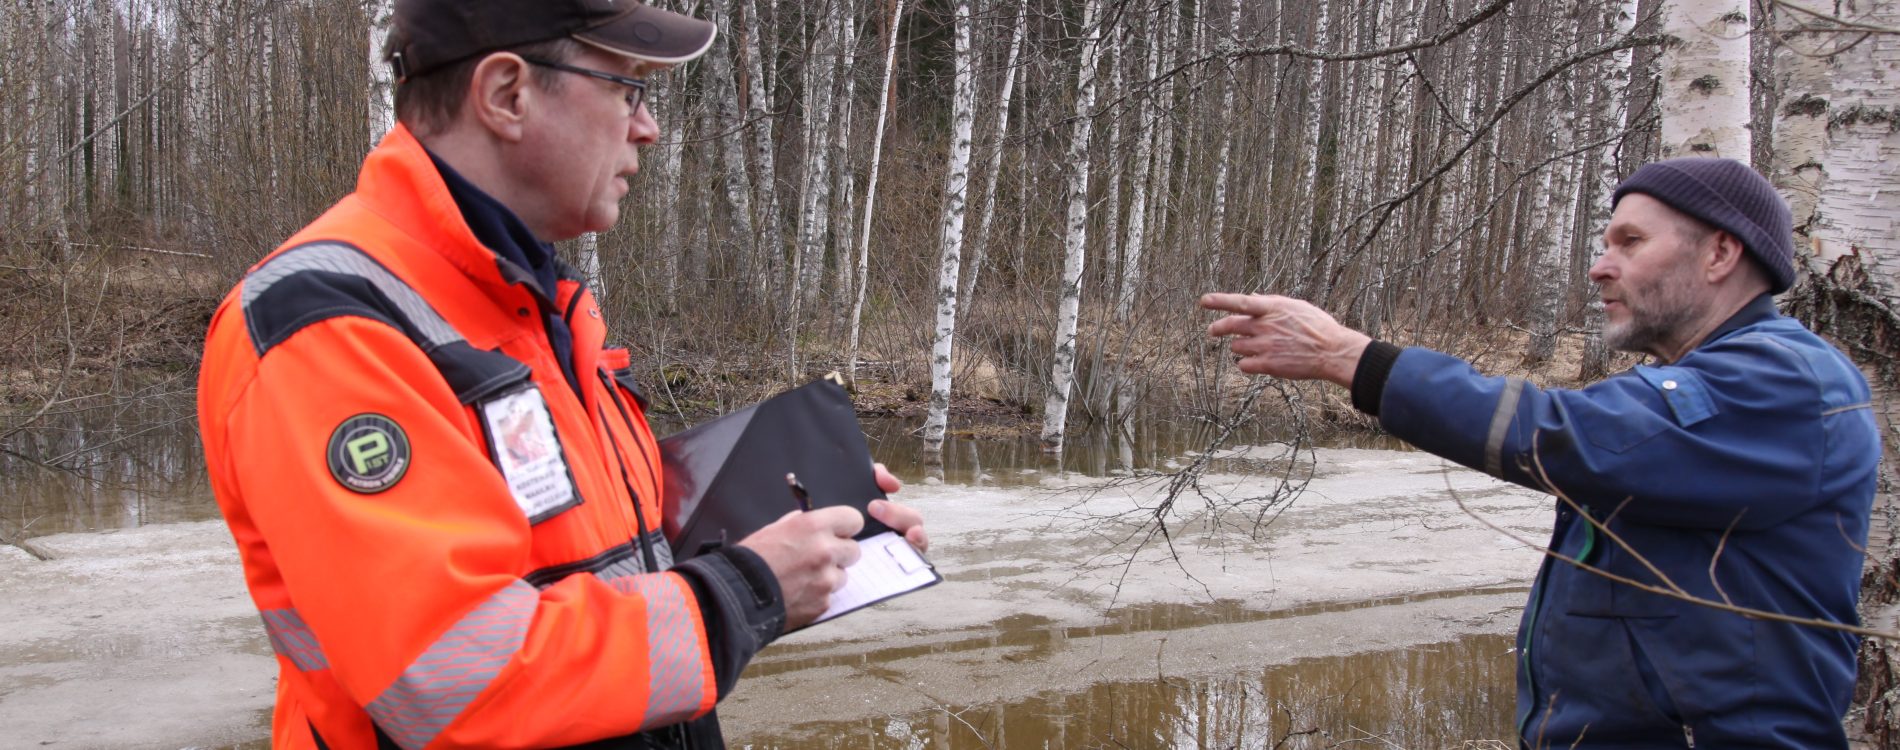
[4,0,1900,741]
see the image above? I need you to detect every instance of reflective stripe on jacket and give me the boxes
[199,125,782,749]
[1376,297,1880,748]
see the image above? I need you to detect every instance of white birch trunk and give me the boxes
[366,0,394,149]
[1204,0,1243,290]
[829,14,861,327]
[1784,5,1900,734]
[1040,0,1104,453]
[958,3,1026,318]
[1806,5,1900,285]
[576,233,605,302]
[708,0,758,277]
[1099,28,1125,293]
[740,0,784,300]
[1580,0,1640,380]
[792,0,846,314]
[1769,0,1831,234]
[1116,21,1159,320]
[846,0,906,386]
[1528,6,1584,364]
[1659,0,1751,158]
[1292,2,1331,292]
[1137,5,1181,311]
[923,0,976,453]
[655,74,688,314]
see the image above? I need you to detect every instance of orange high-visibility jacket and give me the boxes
[198,125,784,749]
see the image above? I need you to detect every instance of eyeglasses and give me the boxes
[519,57,648,113]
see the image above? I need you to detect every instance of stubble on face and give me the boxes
[1601,236,1707,357]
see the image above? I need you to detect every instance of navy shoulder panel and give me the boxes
[240,242,528,404]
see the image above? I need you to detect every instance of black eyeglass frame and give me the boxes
[519,56,649,113]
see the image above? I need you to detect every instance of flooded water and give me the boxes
[0,381,212,538]
[735,587,1522,748]
[3,389,1520,750]
[738,630,1517,749]
[0,388,1408,536]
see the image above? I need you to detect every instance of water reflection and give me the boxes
[860,415,1412,488]
[0,388,1412,536]
[739,632,1515,749]
[0,382,211,537]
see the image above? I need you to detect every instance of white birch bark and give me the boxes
[1527,88,1580,363]
[1806,4,1900,283]
[366,0,393,149]
[1658,0,1751,158]
[1204,0,1243,290]
[792,0,845,313]
[1137,4,1181,310]
[655,73,688,314]
[708,0,758,277]
[846,0,906,386]
[923,0,976,453]
[829,13,861,326]
[1292,2,1332,293]
[1099,27,1125,292]
[1040,0,1105,453]
[1783,6,1900,732]
[1116,19,1159,320]
[958,3,1026,318]
[740,0,784,300]
[1580,0,1640,380]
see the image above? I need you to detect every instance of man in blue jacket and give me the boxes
[1202,158,1881,748]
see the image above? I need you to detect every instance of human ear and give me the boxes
[469,53,531,142]
[1705,231,1747,282]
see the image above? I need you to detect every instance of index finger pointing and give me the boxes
[1199,293,1275,316]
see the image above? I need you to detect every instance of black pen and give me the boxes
[785,472,813,512]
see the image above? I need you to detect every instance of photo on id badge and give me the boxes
[482,386,578,522]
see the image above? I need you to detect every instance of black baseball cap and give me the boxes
[389,0,717,80]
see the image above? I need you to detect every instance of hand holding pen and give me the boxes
[785,472,813,512]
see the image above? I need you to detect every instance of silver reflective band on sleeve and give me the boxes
[241,241,465,353]
[260,608,330,672]
[647,529,674,571]
[611,574,707,729]
[1485,378,1526,479]
[367,580,537,750]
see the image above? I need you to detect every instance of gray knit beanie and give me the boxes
[1611,158,1795,294]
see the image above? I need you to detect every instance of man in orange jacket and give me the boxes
[197,2,928,747]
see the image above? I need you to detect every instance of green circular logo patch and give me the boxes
[327,414,410,493]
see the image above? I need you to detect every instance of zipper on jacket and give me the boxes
[601,370,662,499]
[598,403,662,574]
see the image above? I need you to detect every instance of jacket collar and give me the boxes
[355,124,529,295]
[1703,293,1779,347]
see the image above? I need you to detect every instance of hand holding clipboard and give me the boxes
[658,377,941,631]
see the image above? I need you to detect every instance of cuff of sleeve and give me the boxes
[1351,341,1402,417]
[673,547,786,698]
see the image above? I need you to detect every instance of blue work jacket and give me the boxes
[1368,296,1880,748]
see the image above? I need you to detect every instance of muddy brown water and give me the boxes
[736,631,1516,749]
[5,396,1517,749]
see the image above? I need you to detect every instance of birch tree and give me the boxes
[1040,0,1105,454]
[957,1,1026,319]
[740,0,785,300]
[1115,16,1160,321]
[707,0,758,286]
[1659,0,1751,158]
[923,0,976,453]
[1579,0,1640,381]
[366,0,394,148]
[846,0,906,386]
